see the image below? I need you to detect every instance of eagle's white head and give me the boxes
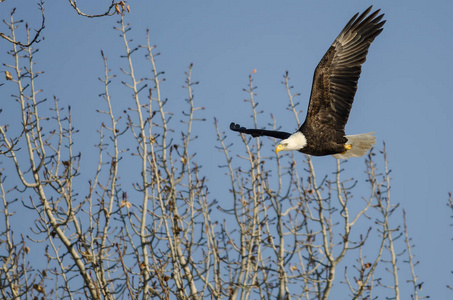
[276,131,307,153]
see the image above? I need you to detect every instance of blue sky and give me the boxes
[1,0,453,298]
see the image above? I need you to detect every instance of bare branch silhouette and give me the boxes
[0,1,45,47]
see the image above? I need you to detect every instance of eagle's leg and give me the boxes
[340,144,352,154]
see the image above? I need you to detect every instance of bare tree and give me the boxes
[0,9,429,300]
[448,193,453,293]
[0,0,128,48]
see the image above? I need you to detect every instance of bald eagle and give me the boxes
[230,6,385,159]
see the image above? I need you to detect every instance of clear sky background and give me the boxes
[1,0,453,298]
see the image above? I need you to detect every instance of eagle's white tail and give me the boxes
[332,132,376,159]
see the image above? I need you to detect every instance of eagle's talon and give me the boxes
[340,144,352,154]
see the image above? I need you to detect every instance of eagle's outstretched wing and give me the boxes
[301,6,385,137]
[230,123,291,140]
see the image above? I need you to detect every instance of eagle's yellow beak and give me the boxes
[276,144,285,154]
